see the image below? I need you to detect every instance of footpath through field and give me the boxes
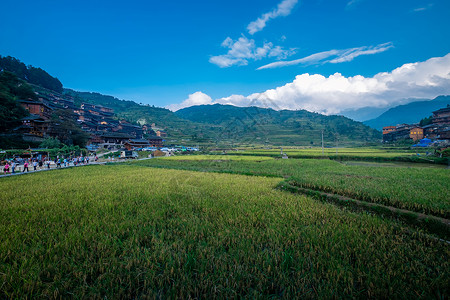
[0,156,152,178]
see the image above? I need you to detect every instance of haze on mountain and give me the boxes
[363,95,450,130]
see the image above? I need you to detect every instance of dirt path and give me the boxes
[279,182,450,241]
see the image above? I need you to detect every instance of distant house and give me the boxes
[382,126,396,135]
[148,136,163,148]
[124,139,151,150]
[156,130,167,137]
[432,106,450,125]
[16,114,50,137]
[409,127,424,141]
[382,124,413,142]
[19,100,53,120]
[99,133,134,149]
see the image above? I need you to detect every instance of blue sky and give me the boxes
[1,0,449,113]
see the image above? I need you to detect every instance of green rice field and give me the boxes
[133,155,450,218]
[221,147,448,164]
[0,159,449,298]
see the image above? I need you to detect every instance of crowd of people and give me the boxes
[1,155,99,175]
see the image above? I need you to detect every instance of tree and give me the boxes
[47,109,90,147]
[0,71,30,133]
[419,116,433,126]
[39,137,61,149]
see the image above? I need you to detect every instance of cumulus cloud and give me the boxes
[209,36,296,68]
[166,91,213,111]
[169,54,450,114]
[247,0,298,35]
[258,42,393,69]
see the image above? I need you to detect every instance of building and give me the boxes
[409,127,424,141]
[432,106,450,125]
[148,136,163,148]
[19,100,53,120]
[382,126,396,135]
[16,114,50,137]
[124,139,151,150]
[156,130,167,137]
[382,124,413,142]
[99,133,134,149]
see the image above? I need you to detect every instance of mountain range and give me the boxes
[4,54,448,147]
[363,96,450,130]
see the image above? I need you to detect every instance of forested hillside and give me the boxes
[176,104,382,146]
[0,56,63,93]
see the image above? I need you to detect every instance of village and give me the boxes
[14,88,174,151]
[382,105,450,146]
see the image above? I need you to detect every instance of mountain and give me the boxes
[63,89,223,144]
[175,104,381,146]
[0,55,63,93]
[340,106,392,122]
[1,54,382,147]
[364,96,450,130]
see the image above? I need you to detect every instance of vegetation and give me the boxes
[216,147,449,164]
[63,89,223,144]
[39,136,62,149]
[131,156,450,218]
[0,71,32,133]
[176,104,382,146]
[47,109,90,147]
[0,56,63,93]
[0,165,448,298]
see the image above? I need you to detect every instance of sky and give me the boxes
[1,0,449,114]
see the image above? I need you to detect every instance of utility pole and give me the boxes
[321,130,324,156]
[335,134,338,155]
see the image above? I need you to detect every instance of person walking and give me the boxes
[46,159,51,169]
[56,159,61,168]
[11,161,16,173]
[23,161,29,172]
[38,160,43,169]
[3,162,10,174]
[33,160,38,171]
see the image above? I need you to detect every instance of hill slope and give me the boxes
[63,89,222,144]
[176,104,381,146]
[364,95,450,130]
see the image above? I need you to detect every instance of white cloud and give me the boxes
[247,0,298,35]
[413,3,433,12]
[169,54,450,114]
[209,36,296,68]
[258,43,393,69]
[346,0,363,8]
[166,91,213,111]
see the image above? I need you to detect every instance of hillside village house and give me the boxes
[432,106,450,125]
[409,127,424,141]
[382,105,450,143]
[382,126,396,135]
[19,100,52,120]
[124,139,151,150]
[124,137,164,150]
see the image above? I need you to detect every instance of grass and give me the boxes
[219,148,449,164]
[132,156,450,218]
[0,165,448,298]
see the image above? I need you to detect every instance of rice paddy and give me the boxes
[0,157,449,298]
[133,156,450,218]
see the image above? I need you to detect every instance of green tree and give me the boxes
[0,71,30,133]
[39,137,62,149]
